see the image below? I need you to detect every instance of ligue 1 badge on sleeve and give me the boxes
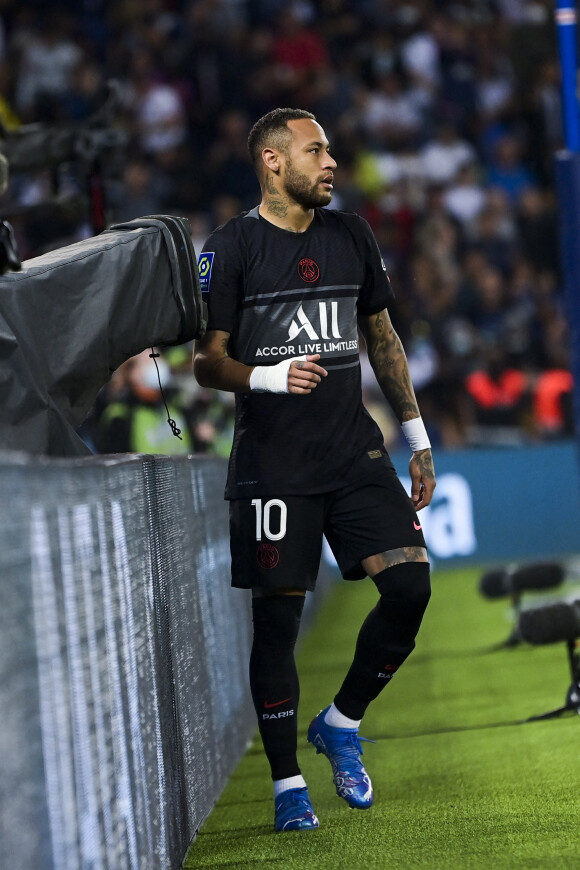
[198,252,215,296]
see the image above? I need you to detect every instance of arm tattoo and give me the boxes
[366,315,418,420]
[212,336,230,376]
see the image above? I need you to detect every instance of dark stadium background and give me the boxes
[0,0,572,458]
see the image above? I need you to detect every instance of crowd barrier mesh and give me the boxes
[0,450,255,870]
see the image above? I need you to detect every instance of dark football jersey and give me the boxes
[199,206,395,499]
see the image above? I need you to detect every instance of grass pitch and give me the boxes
[184,567,580,869]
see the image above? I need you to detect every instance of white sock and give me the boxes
[323,703,361,730]
[273,774,307,797]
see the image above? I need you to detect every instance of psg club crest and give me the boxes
[298,257,320,283]
[257,543,280,569]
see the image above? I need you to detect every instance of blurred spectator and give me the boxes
[414,192,462,289]
[12,8,83,122]
[433,14,478,134]
[420,121,476,186]
[474,31,516,134]
[486,133,536,203]
[209,193,245,230]
[93,350,193,455]
[516,186,559,273]
[202,108,259,210]
[359,71,423,149]
[269,3,330,105]
[464,344,531,431]
[442,162,486,229]
[463,261,508,344]
[60,59,106,122]
[533,368,574,438]
[108,158,168,222]
[469,194,517,273]
[359,30,398,86]
[188,387,236,457]
[317,0,364,68]
[123,47,187,158]
[526,57,563,183]
[399,5,440,99]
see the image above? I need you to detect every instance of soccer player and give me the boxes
[193,108,435,832]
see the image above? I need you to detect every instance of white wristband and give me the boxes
[401,417,431,452]
[249,356,307,394]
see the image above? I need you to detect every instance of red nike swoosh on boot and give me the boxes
[264,697,291,708]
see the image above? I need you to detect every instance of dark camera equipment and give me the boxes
[0,79,125,172]
[480,562,566,600]
[0,153,20,274]
[519,599,580,646]
[518,599,580,721]
[0,214,205,457]
[0,79,127,236]
[0,216,21,274]
[479,561,566,648]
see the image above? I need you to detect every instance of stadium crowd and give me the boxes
[0,0,573,453]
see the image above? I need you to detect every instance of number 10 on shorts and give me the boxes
[251,499,287,541]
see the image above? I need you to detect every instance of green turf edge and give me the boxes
[184,567,580,870]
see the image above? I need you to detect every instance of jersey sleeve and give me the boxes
[198,222,243,334]
[350,214,395,315]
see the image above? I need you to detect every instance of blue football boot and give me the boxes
[274,786,320,832]
[307,706,374,809]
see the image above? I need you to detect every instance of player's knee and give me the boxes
[373,561,431,621]
[251,594,305,650]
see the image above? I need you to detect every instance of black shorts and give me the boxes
[229,456,427,590]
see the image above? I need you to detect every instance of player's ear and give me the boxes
[262,147,281,173]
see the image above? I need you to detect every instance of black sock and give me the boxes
[249,594,305,781]
[334,562,431,721]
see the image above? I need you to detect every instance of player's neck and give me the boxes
[258,199,314,233]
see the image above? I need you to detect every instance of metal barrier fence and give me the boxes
[0,451,255,870]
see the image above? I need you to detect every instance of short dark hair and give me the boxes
[247,107,316,169]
